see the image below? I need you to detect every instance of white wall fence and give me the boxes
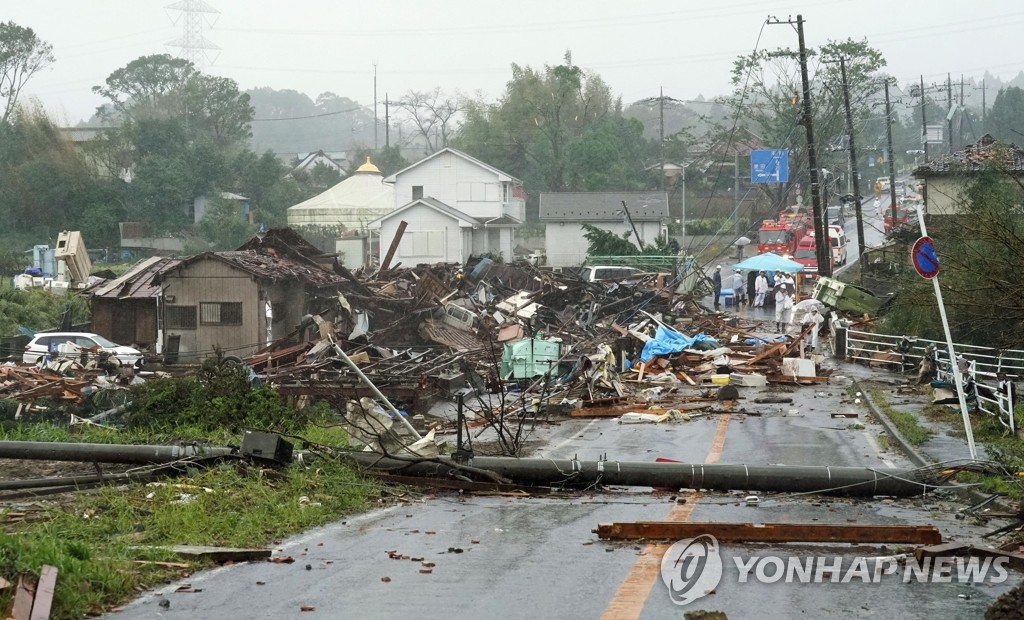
[834,324,1020,434]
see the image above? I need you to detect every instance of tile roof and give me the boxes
[539,192,669,222]
[913,134,1024,176]
[165,251,344,288]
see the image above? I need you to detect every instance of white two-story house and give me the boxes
[368,148,525,265]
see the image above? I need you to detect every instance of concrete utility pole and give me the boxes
[885,80,899,225]
[920,75,929,163]
[373,61,379,151]
[794,14,830,276]
[960,74,965,148]
[947,73,954,154]
[659,87,666,192]
[838,58,866,277]
[981,79,987,130]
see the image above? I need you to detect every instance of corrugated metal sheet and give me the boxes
[421,319,489,353]
[92,257,180,299]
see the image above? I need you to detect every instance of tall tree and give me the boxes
[394,88,462,154]
[455,52,645,218]
[0,21,54,125]
[882,147,1024,347]
[92,56,254,234]
[987,86,1024,143]
[717,38,886,208]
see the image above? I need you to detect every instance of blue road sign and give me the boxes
[912,236,939,279]
[750,149,789,183]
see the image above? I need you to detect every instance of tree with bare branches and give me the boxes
[0,21,54,125]
[394,88,462,154]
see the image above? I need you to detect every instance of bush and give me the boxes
[127,359,318,434]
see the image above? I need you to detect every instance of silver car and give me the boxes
[23,332,144,367]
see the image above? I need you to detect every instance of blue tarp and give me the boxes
[640,326,719,362]
[743,336,788,345]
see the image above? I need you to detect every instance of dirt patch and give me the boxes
[986,578,1024,619]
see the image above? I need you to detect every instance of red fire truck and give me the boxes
[757,218,807,256]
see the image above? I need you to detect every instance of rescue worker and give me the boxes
[803,307,824,351]
[712,265,722,309]
[754,271,769,307]
[732,269,746,306]
[774,286,788,332]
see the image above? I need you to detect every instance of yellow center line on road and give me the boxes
[600,414,731,620]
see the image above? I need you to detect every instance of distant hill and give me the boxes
[246,87,378,158]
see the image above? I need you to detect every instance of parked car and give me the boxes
[578,266,645,282]
[23,332,144,367]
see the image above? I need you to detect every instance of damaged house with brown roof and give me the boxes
[154,229,345,362]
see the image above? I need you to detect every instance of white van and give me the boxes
[828,225,848,266]
[579,266,645,282]
[803,226,848,267]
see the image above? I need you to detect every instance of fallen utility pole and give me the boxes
[596,522,942,545]
[343,453,939,497]
[0,441,234,464]
[331,341,422,439]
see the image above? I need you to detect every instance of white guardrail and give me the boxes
[837,324,1020,433]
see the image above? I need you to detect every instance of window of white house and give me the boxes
[502,182,509,202]
[200,302,243,326]
[412,185,424,200]
[400,230,445,257]
[165,305,197,329]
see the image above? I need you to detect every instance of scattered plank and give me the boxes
[130,560,192,568]
[157,545,272,563]
[7,575,36,620]
[595,522,942,545]
[29,565,57,620]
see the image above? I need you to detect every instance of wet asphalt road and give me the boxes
[108,383,1020,619]
[107,193,1020,619]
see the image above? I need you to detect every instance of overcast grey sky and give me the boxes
[9,0,1024,125]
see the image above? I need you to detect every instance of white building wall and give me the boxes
[543,221,664,268]
[392,151,504,220]
[377,203,465,265]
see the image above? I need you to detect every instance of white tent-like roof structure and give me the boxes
[287,157,395,231]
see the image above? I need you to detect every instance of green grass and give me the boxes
[0,435,375,619]
[868,389,934,446]
[923,403,1024,500]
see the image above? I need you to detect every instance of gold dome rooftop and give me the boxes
[356,156,380,174]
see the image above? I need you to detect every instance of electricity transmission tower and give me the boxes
[165,0,221,68]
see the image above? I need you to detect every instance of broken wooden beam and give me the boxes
[160,545,272,563]
[915,542,1024,572]
[595,522,942,545]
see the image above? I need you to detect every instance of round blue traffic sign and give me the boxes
[911,236,939,279]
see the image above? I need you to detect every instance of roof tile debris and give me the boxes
[913,134,1024,176]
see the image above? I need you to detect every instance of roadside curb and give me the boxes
[855,379,1012,509]
[854,378,930,469]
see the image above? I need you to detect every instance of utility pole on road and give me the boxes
[838,57,866,280]
[770,14,829,276]
[885,80,899,226]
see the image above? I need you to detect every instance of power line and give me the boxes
[250,105,366,122]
